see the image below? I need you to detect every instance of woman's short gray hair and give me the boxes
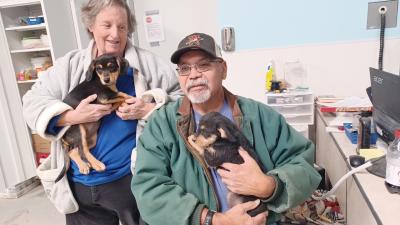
[81,0,136,38]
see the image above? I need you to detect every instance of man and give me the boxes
[132,33,321,225]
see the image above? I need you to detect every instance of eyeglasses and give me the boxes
[176,59,223,76]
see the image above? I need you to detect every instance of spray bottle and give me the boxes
[265,61,275,91]
[265,61,275,92]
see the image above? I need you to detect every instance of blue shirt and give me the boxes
[193,100,232,212]
[47,67,137,186]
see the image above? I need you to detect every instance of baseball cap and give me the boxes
[171,33,222,64]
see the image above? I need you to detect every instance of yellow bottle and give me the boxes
[265,62,275,91]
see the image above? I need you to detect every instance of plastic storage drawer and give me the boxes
[270,104,313,114]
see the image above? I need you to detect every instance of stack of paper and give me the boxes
[317,96,372,112]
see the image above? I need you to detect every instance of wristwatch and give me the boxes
[204,209,216,225]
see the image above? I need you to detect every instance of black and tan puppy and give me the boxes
[188,111,268,216]
[60,54,130,178]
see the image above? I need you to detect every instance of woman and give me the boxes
[22,0,181,224]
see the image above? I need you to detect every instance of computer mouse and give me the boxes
[349,155,366,167]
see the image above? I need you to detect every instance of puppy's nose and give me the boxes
[104,77,110,83]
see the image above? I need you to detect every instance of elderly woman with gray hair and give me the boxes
[22,0,181,224]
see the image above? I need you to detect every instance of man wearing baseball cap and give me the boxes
[132,33,321,225]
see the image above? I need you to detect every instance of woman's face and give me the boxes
[89,6,129,57]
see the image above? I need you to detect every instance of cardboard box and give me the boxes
[31,134,50,153]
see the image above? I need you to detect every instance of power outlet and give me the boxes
[367,0,398,29]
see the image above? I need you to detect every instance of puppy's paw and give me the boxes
[91,160,106,172]
[188,135,204,156]
[188,134,196,143]
[78,163,91,175]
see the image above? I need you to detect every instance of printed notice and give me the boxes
[143,12,165,43]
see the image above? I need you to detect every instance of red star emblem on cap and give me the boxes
[185,34,203,47]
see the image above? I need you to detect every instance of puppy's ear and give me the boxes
[117,56,129,75]
[86,60,96,81]
[217,125,237,143]
[218,127,228,139]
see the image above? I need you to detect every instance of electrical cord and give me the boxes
[378,11,386,70]
[312,156,385,200]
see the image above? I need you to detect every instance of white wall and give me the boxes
[132,0,400,101]
[223,38,400,103]
[133,0,218,62]
[216,0,400,101]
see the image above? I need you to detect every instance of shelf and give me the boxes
[5,23,46,31]
[10,47,50,53]
[17,79,37,84]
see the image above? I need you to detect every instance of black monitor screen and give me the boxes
[370,67,400,123]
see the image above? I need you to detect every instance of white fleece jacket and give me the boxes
[22,40,182,214]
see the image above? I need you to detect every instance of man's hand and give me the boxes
[116,97,156,120]
[58,94,113,126]
[217,149,276,198]
[213,200,268,225]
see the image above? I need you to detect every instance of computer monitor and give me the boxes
[369,67,400,142]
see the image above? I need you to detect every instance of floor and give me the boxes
[0,185,65,225]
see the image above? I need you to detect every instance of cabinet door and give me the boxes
[0,3,41,184]
[347,178,378,225]
[0,66,36,193]
[315,113,347,218]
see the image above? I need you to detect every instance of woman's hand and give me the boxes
[58,94,113,126]
[217,149,276,198]
[212,200,268,225]
[116,97,156,120]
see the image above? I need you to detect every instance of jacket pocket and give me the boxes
[37,154,79,214]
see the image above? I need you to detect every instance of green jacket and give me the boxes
[132,89,321,225]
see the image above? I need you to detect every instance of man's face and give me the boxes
[177,51,226,104]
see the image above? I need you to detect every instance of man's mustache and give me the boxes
[186,79,208,90]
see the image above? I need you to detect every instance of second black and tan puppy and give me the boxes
[60,54,131,178]
[188,111,268,216]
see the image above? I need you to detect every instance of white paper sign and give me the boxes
[143,12,165,43]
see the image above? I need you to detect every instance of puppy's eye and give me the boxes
[96,67,104,73]
[108,65,118,72]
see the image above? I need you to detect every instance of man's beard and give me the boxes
[185,79,211,104]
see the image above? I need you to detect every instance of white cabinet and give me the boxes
[265,90,314,138]
[1,0,77,96]
[0,0,77,195]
